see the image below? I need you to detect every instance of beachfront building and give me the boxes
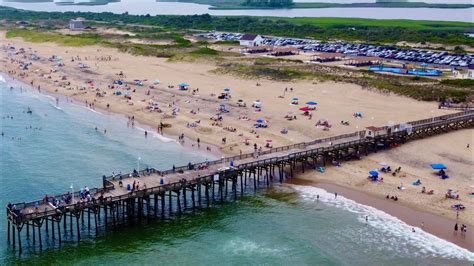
[239,34,264,47]
[365,126,387,138]
[69,18,85,31]
[310,52,344,63]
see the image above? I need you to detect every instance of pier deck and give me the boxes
[5,110,474,253]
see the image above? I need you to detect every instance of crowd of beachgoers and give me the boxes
[1,30,472,246]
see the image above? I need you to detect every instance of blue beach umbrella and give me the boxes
[292,97,299,101]
[369,170,379,177]
[306,101,317,105]
[256,119,265,123]
[224,88,231,92]
[431,163,447,170]
[179,83,189,87]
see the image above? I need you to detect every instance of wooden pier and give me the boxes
[6,110,474,253]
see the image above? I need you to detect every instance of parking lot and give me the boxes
[199,31,473,68]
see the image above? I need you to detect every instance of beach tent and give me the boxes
[369,170,379,177]
[178,83,189,90]
[253,100,262,108]
[431,163,447,170]
[306,101,318,105]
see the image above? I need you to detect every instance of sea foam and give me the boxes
[291,185,474,261]
[135,126,176,143]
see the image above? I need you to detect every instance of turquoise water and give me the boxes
[1,74,473,264]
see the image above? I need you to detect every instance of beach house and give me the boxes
[69,18,85,31]
[239,34,264,47]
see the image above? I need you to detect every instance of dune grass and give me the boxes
[6,29,103,46]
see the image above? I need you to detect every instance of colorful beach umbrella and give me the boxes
[369,170,379,177]
[306,101,317,105]
[431,163,447,170]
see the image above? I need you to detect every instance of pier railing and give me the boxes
[72,109,474,195]
[8,110,474,222]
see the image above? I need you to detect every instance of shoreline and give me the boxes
[0,72,225,161]
[289,179,474,252]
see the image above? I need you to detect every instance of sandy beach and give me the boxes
[1,31,472,250]
[0,31,456,154]
[296,129,474,227]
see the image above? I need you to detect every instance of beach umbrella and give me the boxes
[256,119,265,123]
[369,170,379,177]
[179,83,189,87]
[266,139,272,142]
[292,97,299,101]
[299,106,311,111]
[431,163,447,170]
[224,88,231,92]
[154,80,161,84]
[306,101,317,105]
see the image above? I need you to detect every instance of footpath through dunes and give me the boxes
[5,110,474,253]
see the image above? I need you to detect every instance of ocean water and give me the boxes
[1,74,473,264]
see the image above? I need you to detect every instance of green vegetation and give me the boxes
[242,0,293,8]
[1,6,472,46]
[189,47,220,56]
[5,29,103,46]
[440,79,474,89]
[214,40,240,45]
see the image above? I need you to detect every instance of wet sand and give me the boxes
[290,179,474,252]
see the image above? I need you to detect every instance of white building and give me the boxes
[468,64,474,79]
[69,18,85,31]
[239,34,264,47]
